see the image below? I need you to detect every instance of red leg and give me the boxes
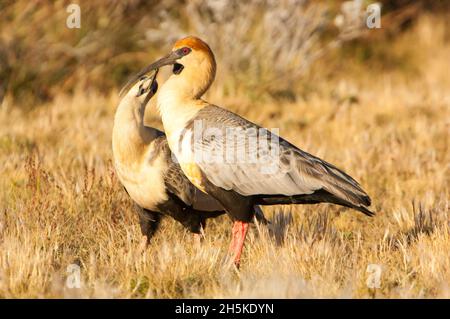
[228,221,249,268]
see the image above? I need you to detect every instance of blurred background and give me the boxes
[1,0,449,107]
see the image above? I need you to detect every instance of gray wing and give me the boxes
[153,136,196,206]
[190,106,370,207]
[155,136,225,212]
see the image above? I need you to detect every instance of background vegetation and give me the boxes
[0,0,448,298]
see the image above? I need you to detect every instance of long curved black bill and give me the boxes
[142,70,159,106]
[119,51,179,97]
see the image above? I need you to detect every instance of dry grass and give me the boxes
[0,15,449,298]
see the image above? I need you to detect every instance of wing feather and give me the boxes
[189,106,370,207]
[153,137,196,206]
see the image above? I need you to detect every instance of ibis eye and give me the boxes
[181,47,191,55]
[137,85,145,96]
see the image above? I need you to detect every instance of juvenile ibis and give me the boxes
[113,71,227,244]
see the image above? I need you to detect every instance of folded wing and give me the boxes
[189,106,372,215]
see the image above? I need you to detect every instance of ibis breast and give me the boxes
[114,145,169,210]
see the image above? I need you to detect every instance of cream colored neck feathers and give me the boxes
[157,49,216,138]
[112,88,159,166]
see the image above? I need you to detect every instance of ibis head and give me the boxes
[124,36,216,100]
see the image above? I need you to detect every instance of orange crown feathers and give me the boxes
[173,36,213,56]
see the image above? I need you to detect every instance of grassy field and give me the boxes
[0,11,449,298]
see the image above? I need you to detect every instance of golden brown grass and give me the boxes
[0,15,449,298]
